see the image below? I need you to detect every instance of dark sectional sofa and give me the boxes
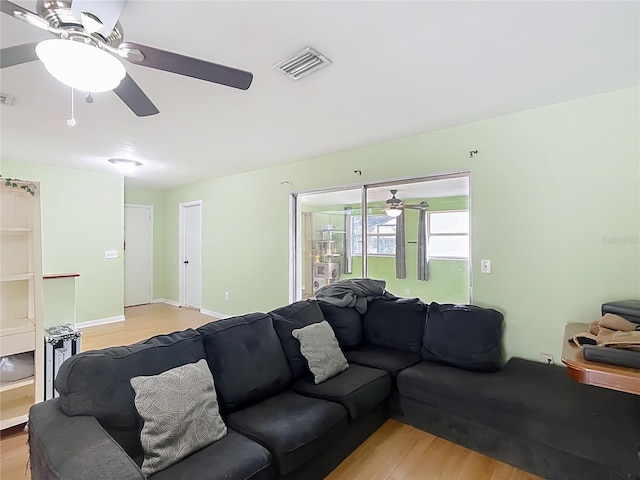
[28,298,640,480]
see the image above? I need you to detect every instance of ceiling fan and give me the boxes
[0,0,253,117]
[383,189,429,217]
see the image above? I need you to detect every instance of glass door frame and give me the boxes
[289,171,471,303]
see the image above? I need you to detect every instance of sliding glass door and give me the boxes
[294,188,361,300]
[292,173,470,303]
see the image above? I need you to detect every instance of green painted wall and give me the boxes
[124,186,168,300]
[159,87,640,363]
[1,161,124,323]
[343,255,468,304]
[43,277,76,328]
[159,179,290,315]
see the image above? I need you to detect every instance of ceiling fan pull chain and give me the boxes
[67,88,77,127]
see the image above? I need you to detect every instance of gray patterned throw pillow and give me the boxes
[130,359,227,475]
[292,320,349,384]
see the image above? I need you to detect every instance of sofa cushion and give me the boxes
[130,360,227,476]
[292,320,349,384]
[397,358,640,477]
[56,329,206,431]
[344,345,421,380]
[421,303,503,372]
[226,390,347,476]
[362,298,426,353]
[148,429,275,480]
[318,302,363,350]
[197,313,292,413]
[292,364,391,420]
[270,300,326,379]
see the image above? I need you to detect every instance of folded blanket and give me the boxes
[315,278,397,314]
[599,330,640,352]
[573,313,640,351]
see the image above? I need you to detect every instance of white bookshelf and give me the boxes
[0,181,44,430]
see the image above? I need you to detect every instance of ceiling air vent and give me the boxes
[274,47,331,80]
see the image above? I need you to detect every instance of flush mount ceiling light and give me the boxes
[108,158,142,174]
[35,38,126,92]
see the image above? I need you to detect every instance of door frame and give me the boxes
[124,203,154,306]
[178,200,203,308]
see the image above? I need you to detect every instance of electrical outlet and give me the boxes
[224,292,229,300]
[105,250,118,259]
[538,352,554,365]
[405,289,410,296]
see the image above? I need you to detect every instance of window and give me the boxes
[428,211,469,259]
[351,215,396,255]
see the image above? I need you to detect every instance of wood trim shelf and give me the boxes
[0,383,34,430]
[0,273,34,282]
[0,318,35,336]
[561,323,640,395]
[0,377,34,393]
[0,228,31,234]
[0,413,29,431]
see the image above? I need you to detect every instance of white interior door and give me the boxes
[180,202,202,309]
[124,205,152,307]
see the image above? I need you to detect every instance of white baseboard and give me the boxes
[76,315,125,329]
[201,309,230,319]
[145,300,229,319]
[152,298,180,307]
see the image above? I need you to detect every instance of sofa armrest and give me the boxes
[28,398,145,480]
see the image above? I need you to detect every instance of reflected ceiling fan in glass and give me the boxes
[383,189,429,217]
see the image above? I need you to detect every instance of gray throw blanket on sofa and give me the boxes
[315,278,397,314]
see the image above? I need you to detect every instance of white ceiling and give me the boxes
[1,1,638,189]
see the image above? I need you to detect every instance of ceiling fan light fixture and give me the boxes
[385,207,403,218]
[35,39,126,92]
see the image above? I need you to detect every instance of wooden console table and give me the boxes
[561,323,639,395]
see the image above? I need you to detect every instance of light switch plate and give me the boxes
[480,259,491,273]
[105,250,118,259]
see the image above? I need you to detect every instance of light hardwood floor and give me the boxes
[0,303,543,480]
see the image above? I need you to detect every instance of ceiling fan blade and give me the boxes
[1,0,50,30]
[113,73,159,117]
[71,0,127,36]
[120,42,253,90]
[1,42,39,69]
[404,205,429,210]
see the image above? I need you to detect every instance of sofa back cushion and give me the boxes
[421,302,504,372]
[270,300,326,379]
[198,313,292,412]
[56,329,206,431]
[362,298,426,353]
[318,302,363,351]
